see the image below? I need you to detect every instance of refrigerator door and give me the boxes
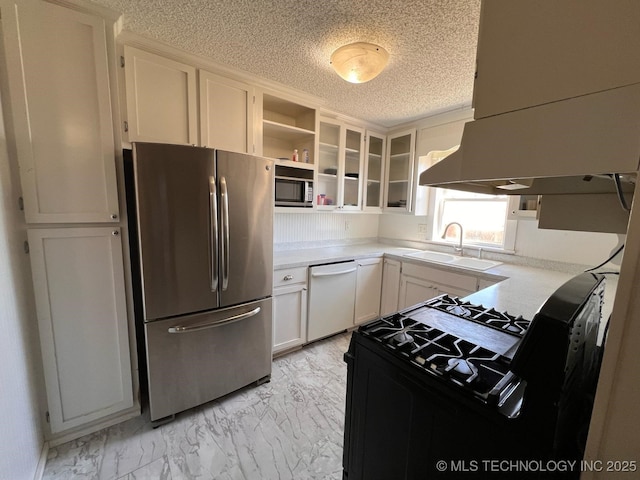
[217,150,274,307]
[144,297,272,421]
[133,143,219,320]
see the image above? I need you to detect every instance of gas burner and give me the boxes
[424,337,510,394]
[447,357,475,376]
[360,316,513,400]
[392,332,414,346]
[427,295,531,337]
[446,304,471,317]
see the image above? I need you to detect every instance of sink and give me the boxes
[404,250,457,263]
[450,257,502,271]
[404,250,502,271]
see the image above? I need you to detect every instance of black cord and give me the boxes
[613,173,632,212]
[601,314,611,345]
[584,243,625,272]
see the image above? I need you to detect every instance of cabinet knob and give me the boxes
[283,274,294,281]
[111,214,118,219]
[112,230,119,236]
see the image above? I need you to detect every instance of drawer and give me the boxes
[401,262,477,292]
[273,266,308,288]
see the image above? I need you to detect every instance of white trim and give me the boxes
[47,405,140,447]
[33,441,49,480]
[391,105,474,132]
[46,0,121,21]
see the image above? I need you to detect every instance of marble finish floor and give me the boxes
[42,332,351,480]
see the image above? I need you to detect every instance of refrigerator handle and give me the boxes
[209,176,219,292]
[220,176,230,291]
[167,306,261,333]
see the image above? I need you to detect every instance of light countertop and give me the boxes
[273,242,618,325]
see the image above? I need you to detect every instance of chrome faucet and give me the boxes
[441,222,464,255]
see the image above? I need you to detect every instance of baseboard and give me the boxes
[34,441,49,480]
[47,404,140,447]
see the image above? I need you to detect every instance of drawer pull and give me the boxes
[283,274,294,281]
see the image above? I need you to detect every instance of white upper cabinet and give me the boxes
[124,46,198,145]
[384,129,416,212]
[199,71,254,153]
[317,117,364,210]
[260,93,316,164]
[363,131,386,211]
[2,1,119,223]
[28,227,133,434]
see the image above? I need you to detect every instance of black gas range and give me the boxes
[343,273,605,480]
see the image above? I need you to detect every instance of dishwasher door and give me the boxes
[308,261,357,342]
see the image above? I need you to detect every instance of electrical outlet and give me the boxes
[345,220,351,231]
[418,224,428,234]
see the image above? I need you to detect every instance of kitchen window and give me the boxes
[425,147,516,251]
[433,189,512,247]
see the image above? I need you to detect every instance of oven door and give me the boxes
[275,176,313,207]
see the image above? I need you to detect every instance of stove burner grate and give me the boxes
[429,295,531,336]
[360,311,512,402]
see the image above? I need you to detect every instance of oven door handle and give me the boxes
[167,307,261,334]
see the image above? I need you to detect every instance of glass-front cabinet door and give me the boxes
[384,128,416,212]
[317,121,340,208]
[317,118,364,210]
[363,131,386,210]
[343,127,363,209]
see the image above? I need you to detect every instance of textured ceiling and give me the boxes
[91,0,481,128]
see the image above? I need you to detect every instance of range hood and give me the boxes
[419,1,640,201]
[419,83,640,197]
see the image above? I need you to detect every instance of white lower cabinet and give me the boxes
[399,275,440,310]
[380,258,401,315]
[272,266,308,355]
[399,262,477,310]
[354,257,383,325]
[27,227,133,434]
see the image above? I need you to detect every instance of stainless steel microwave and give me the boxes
[275,165,313,207]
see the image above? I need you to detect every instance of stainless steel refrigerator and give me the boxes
[129,142,274,422]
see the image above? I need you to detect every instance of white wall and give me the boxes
[513,218,622,267]
[0,85,45,479]
[274,212,379,247]
[378,211,623,267]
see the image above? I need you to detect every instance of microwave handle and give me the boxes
[275,175,312,182]
[304,181,313,202]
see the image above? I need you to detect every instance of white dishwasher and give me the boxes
[307,261,357,342]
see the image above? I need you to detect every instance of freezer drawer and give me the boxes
[308,261,357,342]
[144,298,272,421]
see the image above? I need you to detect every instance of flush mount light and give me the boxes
[330,42,389,84]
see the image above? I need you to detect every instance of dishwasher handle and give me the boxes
[311,267,357,278]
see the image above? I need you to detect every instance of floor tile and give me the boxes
[42,332,351,480]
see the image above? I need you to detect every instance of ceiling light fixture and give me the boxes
[330,42,389,84]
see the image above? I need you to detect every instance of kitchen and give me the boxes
[1,1,639,479]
